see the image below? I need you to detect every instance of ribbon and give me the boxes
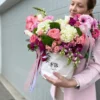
[24,49,42,91]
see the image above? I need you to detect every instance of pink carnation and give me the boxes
[48,28,60,40]
[30,34,37,43]
[26,15,38,32]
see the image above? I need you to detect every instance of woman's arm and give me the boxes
[73,36,100,90]
[44,37,100,89]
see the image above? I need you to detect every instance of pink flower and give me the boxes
[79,15,93,29]
[52,41,57,48]
[30,34,38,43]
[44,16,54,21]
[74,21,81,27]
[79,24,89,34]
[53,46,60,53]
[46,45,52,52]
[76,34,86,45]
[92,19,98,29]
[26,15,38,31]
[92,29,100,39]
[37,30,44,36]
[57,40,62,45]
[48,28,60,40]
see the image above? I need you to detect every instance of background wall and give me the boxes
[0,15,1,74]
[1,0,100,100]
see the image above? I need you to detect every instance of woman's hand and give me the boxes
[44,72,77,88]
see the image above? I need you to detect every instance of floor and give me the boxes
[0,82,15,100]
[0,75,26,100]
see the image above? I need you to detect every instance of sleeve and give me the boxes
[73,37,100,90]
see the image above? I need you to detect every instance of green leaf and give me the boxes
[32,28,37,34]
[84,52,89,59]
[98,25,100,30]
[41,35,54,46]
[33,7,46,17]
[67,58,72,65]
[75,27,82,36]
[50,22,61,30]
[27,44,30,49]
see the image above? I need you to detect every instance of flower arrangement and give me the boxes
[24,7,100,91]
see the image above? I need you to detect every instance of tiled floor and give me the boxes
[0,82,15,100]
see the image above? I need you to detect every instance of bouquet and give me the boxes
[24,7,100,91]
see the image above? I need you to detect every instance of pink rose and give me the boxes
[48,28,60,40]
[30,34,38,43]
[26,15,38,32]
[53,46,60,53]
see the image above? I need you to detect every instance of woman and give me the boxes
[44,0,100,100]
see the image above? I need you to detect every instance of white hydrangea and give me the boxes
[60,25,78,42]
[36,20,52,34]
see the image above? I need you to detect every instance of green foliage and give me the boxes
[41,35,54,46]
[32,28,37,34]
[84,52,89,60]
[98,25,100,30]
[50,22,61,30]
[75,27,82,36]
[33,7,46,17]
[67,58,72,65]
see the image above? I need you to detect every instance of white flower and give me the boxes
[24,30,33,37]
[36,20,52,34]
[64,16,70,24]
[56,19,66,29]
[37,14,43,21]
[60,25,78,42]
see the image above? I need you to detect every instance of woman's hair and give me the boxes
[87,0,96,17]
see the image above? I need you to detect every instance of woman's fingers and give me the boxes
[53,72,63,79]
[44,74,56,84]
